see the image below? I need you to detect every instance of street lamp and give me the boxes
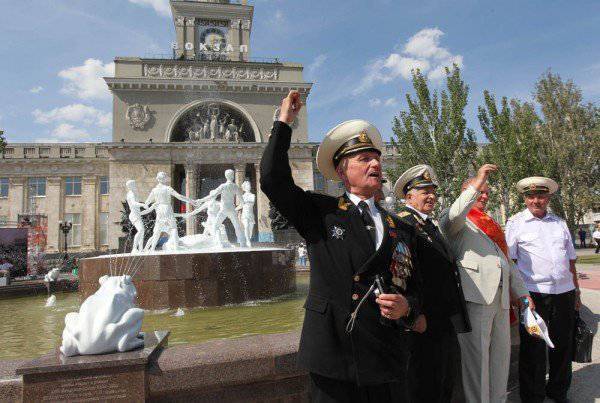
[58,220,72,267]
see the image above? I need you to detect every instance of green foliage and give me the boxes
[389,65,478,213]
[477,92,543,221]
[0,130,5,155]
[533,71,600,233]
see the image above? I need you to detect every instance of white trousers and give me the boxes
[458,287,510,403]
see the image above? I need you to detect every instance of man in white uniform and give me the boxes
[439,164,531,403]
[505,176,580,403]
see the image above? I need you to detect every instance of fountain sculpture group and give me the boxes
[61,168,293,357]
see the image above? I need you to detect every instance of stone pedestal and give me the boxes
[79,248,296,310]
[17,331,169,403]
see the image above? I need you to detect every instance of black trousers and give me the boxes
[519,290,576,402]
[595,239,600,253]
[309,373,408,403]
[409,328,460,402]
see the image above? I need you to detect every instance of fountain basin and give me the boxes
[79,247,296,310]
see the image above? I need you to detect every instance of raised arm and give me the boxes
[259,91,316,239]
[168,186,195,204]
[439,164,497,236]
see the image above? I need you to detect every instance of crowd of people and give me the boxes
[260,91,584,403]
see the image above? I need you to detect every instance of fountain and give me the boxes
[78,169,296,311]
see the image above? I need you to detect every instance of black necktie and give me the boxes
[358,201,377,248]
[425,218,447,252]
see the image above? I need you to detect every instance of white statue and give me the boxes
[225,118,238,142]
[125,180,152,254]
[209,108,219,140]
[44,267,60,282]
[219,113,229,138]
[202,116,210,139]
[143,172,195,252]
[178,190,230,249]
[237,181,255,247]
[210,169,246,247]
[60,275,144,357]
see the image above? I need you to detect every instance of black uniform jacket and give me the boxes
[260,121,422,385]
[397,206,470,336]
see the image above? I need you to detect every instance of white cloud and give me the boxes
[29,86,44,94]
[36,124,92,143]
[368,97,398,108]
[354,27,463,94]
[384,97,398,107]
[58,59,115,100]
[307,54,328,76]
[33,104,112,128]
[128,0,171,17]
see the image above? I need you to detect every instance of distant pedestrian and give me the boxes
[593,227,600,254]
[578,228,587,248]
[297,244,307,266]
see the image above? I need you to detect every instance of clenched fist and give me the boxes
[278,90,302,125]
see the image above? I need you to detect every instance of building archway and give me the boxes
[165,99,261,143]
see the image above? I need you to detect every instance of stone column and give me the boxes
[174,16,185,59]
[254,163,272,242]
[45,177,63,253]
[184,17,196,60]
[185,164,198,236]
[81,176,97,250]
[8,178,25,223]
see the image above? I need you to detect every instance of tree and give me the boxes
[390,65,478,213]
[533,71,600,233]
[477,92,543,222]
[0,130,5,155]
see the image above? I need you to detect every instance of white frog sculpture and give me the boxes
[60,275,144,357]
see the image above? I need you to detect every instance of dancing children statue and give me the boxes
[210,169,246,247]
[125,180,153,253]
[237,180,255,247]
[143,172,196,252]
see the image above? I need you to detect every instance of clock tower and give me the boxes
[170,0,253,62]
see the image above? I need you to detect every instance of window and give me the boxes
[0,178,8,197]
[99,176,109,195]
[28,178,46,197]
[0,216,7,226]
[64,213,81,247]
[65,177,82,196]
[99,213,109,245]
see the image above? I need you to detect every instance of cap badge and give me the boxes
[530,184,537,191]
[423,171,431,181]
[358,131,370,144]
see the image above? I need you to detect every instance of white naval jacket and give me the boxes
[439,186,529,309]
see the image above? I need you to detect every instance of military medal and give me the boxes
[389,241,413,290]
[330,225,345,240]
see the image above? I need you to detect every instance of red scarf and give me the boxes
[467,207,508,259]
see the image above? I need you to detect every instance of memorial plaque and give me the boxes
[17,331,168,403]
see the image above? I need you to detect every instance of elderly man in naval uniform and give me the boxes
[261,91,422,402]
[394,165,470,402]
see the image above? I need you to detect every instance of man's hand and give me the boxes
[518,295,536,312]
[376,293,409,320]
[278,90,302,125]
[472,164,497,191]
[411,314,427,333]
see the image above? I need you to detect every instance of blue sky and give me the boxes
[1,0,599,144]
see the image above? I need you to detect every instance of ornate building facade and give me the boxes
[0,0,315,253]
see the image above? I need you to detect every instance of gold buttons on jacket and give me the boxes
[352,293,359,301]
[353,275,360,282]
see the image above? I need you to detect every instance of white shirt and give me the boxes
[505,209,576,294]
[593,230,600,240]
[405,204,429,221]
[346,192,384,250]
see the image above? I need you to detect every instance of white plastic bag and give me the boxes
[522,307,554,348]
